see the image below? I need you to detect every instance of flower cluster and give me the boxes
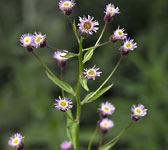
[8,133,24,150]
[98,101,115,134]
[60,141,72,150]
[20,32,46,52]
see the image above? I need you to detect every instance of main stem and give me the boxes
[75,38,83,150]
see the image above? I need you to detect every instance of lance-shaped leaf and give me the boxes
[67,119,79,149]
[82,84,113,104]
[62,52,78,58]
[46,71,75,96]
[99,137,119,150]
[83,44,99,64]
[80,77,89,91]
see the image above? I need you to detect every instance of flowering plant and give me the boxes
[9,1,147,150]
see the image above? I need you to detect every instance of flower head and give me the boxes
[33,32,46,48]
[99,118,114,134]
[61,141,72,150]
[8,133,24,148]
[20,33,34,51]
[54,96,72,112]
[59,0,75,15]
[53,51,69,67]
[78,15,99,36]
[120,38,137,55]
[104,4,120,22]
[83,66,102,80]
[131,104,147,121]
[98,101,115,118]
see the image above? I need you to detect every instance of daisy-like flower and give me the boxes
[20,33,34,52]
[109,27,127,43]
[53,51,69,68]
[33,32,46,48]
[78,15,99,37]
[61,141,72,150]
[8,133,24,148]
[98,101,115,118]
[104,4,120,23]
[83,66,102,80]
[120,38,137,55]
[99,118,114,134]
[131,104,147,121]
[54,96,72,112]
[59,0,75,15]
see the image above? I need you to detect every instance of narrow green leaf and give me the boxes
[80,77,89,91]
[67,119,79,149]
[83,44,99,64]
[100,137,119,150]
[46,71,75,96]
[62,52,78,58]
[83,49,94,64]
[82,84,113,104]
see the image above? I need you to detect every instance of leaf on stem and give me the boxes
[46,71,75,96]
[67,119,79,149]
[82,84,113,104]
[80,76,89,91]
[62,52,79,58]
[83,44,99,64]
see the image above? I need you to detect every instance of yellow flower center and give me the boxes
[35,36,43,43]
[103,106,110,112]
[126,42,132,48]
[62,1,71,7]
[103,122,109,127]
[60,53,66,57]
[60,101,67,107]
[12,138,19,145]
[83,21,92,30]
[136,108,142,114]
[108,7,115,13]
[118,31,123,36]
[88,69,96,76]
[24,37,31,44]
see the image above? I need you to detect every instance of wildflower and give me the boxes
[104,4,120,23]
[120,38,137,55]
[8,133,24,148]
[61,141,72,150]
[54,96,72,112]
[78,15,99,37]
[53,51,69,68]
[33,32,46,48]
[99,118,114,134]
[20,33,34,52]
[109,27,127,43]
[98,101,115,118]
[83,66,102,80]
[131,104,147,121]
[59,0,75,15]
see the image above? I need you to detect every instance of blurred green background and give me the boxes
[0,0,168,150]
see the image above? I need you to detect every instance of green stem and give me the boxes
[74,38,83,150]
[60,67,65,98]
[95,22,107,46]
[32,51,55,76]
[82,55,123,104]
[103,121,133,148]
[98,134,104,150]
[68,17,80,44]
[82,41,110,52]
[88,124,99,150]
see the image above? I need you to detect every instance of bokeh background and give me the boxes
[0,0,168,150]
